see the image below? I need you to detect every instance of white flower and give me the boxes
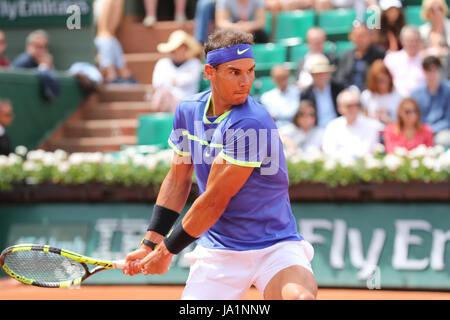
[8,153,21,166]
[324,158,337,170]
[27,149,45,161]
[383,154,404,171]
[374,143,385,154]
[0,155,8,167]
[408,144,428,159]
[86,152,103,164]
[132,154,145,167]
[57,162,70,173]
[68,153,85,165]
[364,155,382,169]
[42,152,56,166]
[14,145,27,156]
[422,157,435,170]
[23,160,39,171]
[53,149,68,161]
[337,156,356,168]
[393,147,408,157]
[411,159,420,169]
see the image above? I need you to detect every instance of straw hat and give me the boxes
[306,54,336,74]
[157,30,202,59]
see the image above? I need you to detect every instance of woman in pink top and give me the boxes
[383,98,434,153]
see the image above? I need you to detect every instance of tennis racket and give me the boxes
[0,244,125,288]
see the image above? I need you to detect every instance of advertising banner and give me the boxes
[0,202,449,289]
[0,0,92,28]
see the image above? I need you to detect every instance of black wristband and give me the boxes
[164,223,198,255]
[147,205,179,236]
[141,238,158,250]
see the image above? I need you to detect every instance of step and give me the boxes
[98,84,153,102]
[124,53,165,84]
[117,16,195,54]
[64,119,138,138]
[47,136,137,153]
[83,101,153,120]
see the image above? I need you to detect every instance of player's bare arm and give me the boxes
[139,157,254,274]
[123,153,193,276]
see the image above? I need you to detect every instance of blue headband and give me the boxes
[206,44,254,66]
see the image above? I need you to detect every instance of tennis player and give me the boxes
[123,29,317,300]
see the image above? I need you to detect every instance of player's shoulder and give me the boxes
[228,96,275,129]
[176,90,211,113]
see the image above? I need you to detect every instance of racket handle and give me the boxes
[112,259,125,269]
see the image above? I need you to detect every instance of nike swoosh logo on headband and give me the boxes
[237,48,250,55]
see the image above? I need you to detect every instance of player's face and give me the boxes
[209,58,255,106]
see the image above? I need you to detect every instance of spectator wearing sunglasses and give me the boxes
[0,30,9,67]
[383,98,434,153]
[279,99,324,154]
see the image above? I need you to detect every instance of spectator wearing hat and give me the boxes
[300,54,345,129]
[412,55,450,147]
[322,89,384,158]
[334,23,385,91]
[373,0,405,52]
[0,100,13,156]
[295,27,337,89]
[0,30,9,67]
[151,30,203,112]
[260,64,301,128]
[384,25,426,97]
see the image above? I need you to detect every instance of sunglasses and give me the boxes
[403,109,419,115]
[299,112,316,118]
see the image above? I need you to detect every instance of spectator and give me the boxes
[0,100,13,156]
[334,23,385,91]
[143,0,187,27]
[322,89,384,158]
[260,64,301,128]
[11,30,60,100]
[279,99,324,154]
[419,0,450,60]
[295,27,337,89]
[11,29,53,70]
[94,35,136,84]
[383,98,434,153]
[373,0,405,52]
[360,59,403,124]
[300,54,345,129]
[384,25,426,97]
[151,30,203,112]
[412,55,450,147]
[215,0,269,43]
[194,0,216,44]
[0,30,9,67]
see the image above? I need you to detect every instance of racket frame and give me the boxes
[0,244,122,288]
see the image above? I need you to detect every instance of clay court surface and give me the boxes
[0,278,449,300]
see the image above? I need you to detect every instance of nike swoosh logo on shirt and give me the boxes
[237,48,250,55]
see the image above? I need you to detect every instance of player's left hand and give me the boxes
[139,242,174,275]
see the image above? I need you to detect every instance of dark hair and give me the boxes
[294,100,316,127]
[422,55,442,71]
[204,29,254,57]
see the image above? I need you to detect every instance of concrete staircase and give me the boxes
[42,16,195,153]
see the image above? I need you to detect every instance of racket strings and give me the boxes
[4,250,85,283]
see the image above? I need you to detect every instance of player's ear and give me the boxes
[204,64,216,80]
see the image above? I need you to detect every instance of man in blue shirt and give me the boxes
[412,56,450,147]
[123,29,317,300]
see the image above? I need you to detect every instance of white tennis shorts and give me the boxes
[181,240,314,300]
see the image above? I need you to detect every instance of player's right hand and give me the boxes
[123,246,152,276]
